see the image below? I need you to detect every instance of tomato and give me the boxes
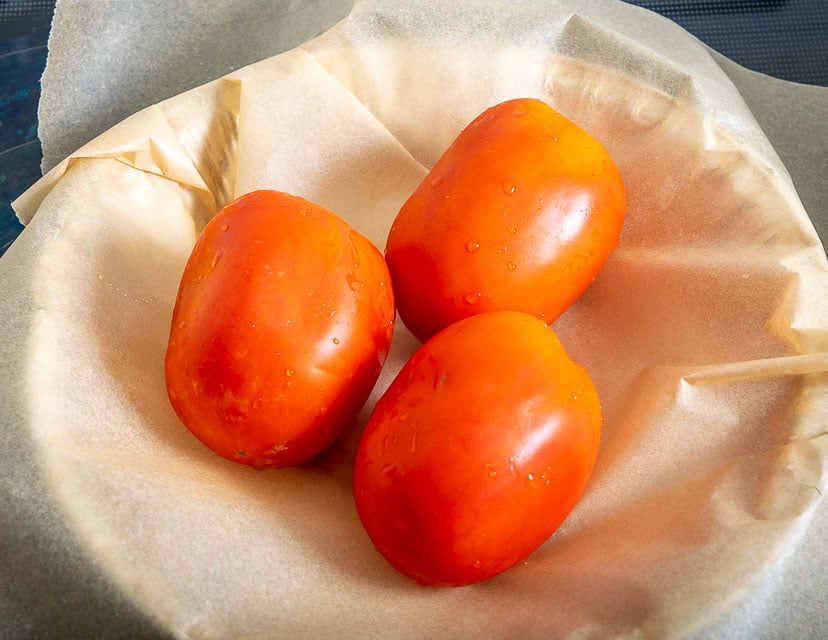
[385,97,625,342]
[353,310,602,586]
[165,190,395,469]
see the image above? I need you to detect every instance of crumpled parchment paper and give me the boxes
[2,1,827,638]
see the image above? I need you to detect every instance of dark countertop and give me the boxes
[0,1,52,255]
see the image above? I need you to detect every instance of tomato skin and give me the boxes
[165,190,395,469]
[353,310,602,586]
[385,97,625,343]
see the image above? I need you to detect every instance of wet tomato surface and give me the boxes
[385,97,625,342]
[165,190,395,468]
[353,310,602,586]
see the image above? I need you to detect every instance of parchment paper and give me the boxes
[2,1,827,638]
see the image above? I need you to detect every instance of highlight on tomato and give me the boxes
[385,97,626,343]
[353,310,602,586]
[165,190,395,469]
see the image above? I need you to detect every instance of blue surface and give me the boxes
[628,0,828,87]
[0,0,53,256]
[0,0,826,257]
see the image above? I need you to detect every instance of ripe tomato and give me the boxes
[385,97,625,342]
[165,190,395,469]
[353,310,602,586]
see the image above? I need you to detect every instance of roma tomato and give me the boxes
[353,310,602,586]
[385,97,625,342]
[165,190,395,469]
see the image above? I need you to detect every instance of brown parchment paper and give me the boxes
[2,0,827,638]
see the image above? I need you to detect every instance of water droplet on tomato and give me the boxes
[395,512,410,532]
[430,176,443,188]
[463,292,481,304]
[473,560,482,569]
[285,367,295,377]
[380,464,397,477]
[220,224,229,231]
[507,261,516,271]
[349,279,364,291]
[332,337,340,345]
[210,253,221,270]
[503,180,516,195]
[465,240,480,253]
[329,309,337,317]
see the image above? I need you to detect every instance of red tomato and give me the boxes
[385,97,625,342]
[353,310,602,586]
[165,190,395,469]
